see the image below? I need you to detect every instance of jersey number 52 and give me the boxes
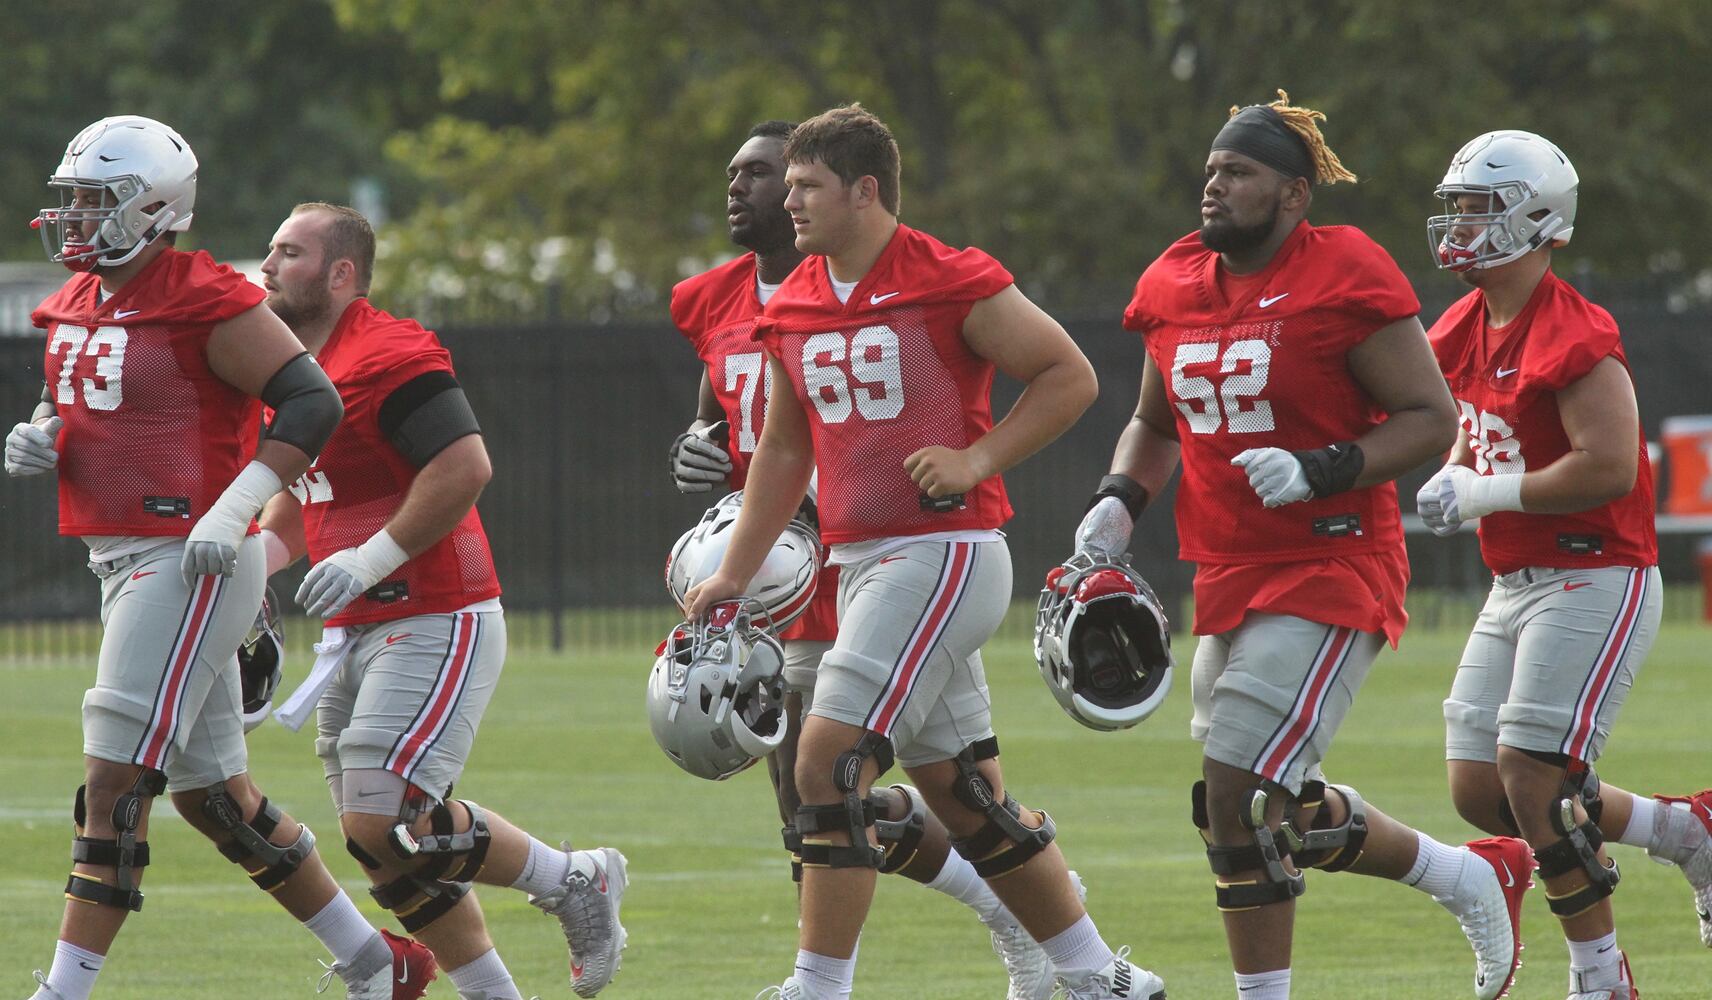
[1169,339,1274,434]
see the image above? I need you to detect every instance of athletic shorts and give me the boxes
[1190,613,1383,795]
[316,609,506,804]
[810,537,1009,769]
[83,536,265,792]
[1445,565,1659,764]
[782,639,831,696]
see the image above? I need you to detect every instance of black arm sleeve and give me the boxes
[31,382,55,422]
[377,370,481,468]
[261,352,344,455]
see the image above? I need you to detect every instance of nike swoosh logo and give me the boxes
[1499,860,1515,887]
[1700,802,1712,822]
[79,961,100,971]
[572,958,586,979]
[385,633,412,644]
[1563,582,1591,591]
[355,787,392,798]
[114,308,140,319]
[1699,907,1711,921]
[869,291,900,304]
[1257,293,1289,308]
[397,956,409,984]
[1476,973,1487,987]
[879,555,908,564]
[1495,366,1519,378]
[131,570,156,581]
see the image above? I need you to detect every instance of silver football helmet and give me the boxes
[238,588,284,734]
[1428,130,1577,271]
[665,491,820,631]
[1034,551,1174,732]
[647,600,789,780]
[35,116,198,271]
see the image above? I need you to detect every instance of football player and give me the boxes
[668,121,1058,997]
[683,104,1161,1000]
[1418,130,1712,1000]
[9,117,432,1000]
[256,204,627,999]
[1072,93,1535,1000]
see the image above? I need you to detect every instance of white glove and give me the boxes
[1231,448,1313,508]
[182,461,282,583]
[1415,464,1459,536]
[5,416,62,476]
[1075,496,1133,557]
[1438,465,1524,531]
[670,421,733,493]
[296,529,409,618]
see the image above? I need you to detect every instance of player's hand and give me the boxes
[296,530,408,618]
[5,416,62,476]
[670,422,732,494]
[904,445,987,498]
[1075,495,1133,557]
[1231,448,1312,507]
[1416,464,1460,537]
[1436,464,1483,531]
[682,571,744,621]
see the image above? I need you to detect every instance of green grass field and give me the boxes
[2,620,1706,999]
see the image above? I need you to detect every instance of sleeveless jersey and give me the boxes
[1124,222,1420,642]
[285,299,501,626]
[31,249,265,537]
[671,253,837,641]
[1428,271,1657,575]
[756,225,1015,545]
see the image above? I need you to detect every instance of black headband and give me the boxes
[1210,106,1314,183]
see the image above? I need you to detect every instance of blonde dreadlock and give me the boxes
[1228,90,1358,186]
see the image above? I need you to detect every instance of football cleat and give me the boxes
[25,971,69,1000]
[1454,837,1534,1000]
[753,981,809,1000]
[988,869,1086,1000]
[316,929,437,1000]
[1052,947,1166,999]
[1651,788,1712,947]
[1566,949,1638,1000]
[530,846,628,997]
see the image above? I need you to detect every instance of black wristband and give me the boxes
[1087,473,1150,520]
[1291,442,1365,499]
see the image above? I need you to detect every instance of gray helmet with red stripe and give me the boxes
[1034,552,1173,731]
[646,599,788,780]
[666,491,820,632]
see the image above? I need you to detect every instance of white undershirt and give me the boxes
[756,276,781,305]
[827,262,859,304]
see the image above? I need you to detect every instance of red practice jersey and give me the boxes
[1124,222,1420,642]
[757,225,1015,545]
[671,253,837,641]
[32,249,265,537]
[286,299,501,626]
[1428,270,1657,575]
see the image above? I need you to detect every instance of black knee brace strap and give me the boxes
[64,772,164,912]
[949,740,1054,878]
[1535,796,1619,918]
[796,798,884,869]
[371,873,470,932]
[781,825,805,883]
[1284,781,1369,873]
[1191,781,1306,911]
[346,836,384,871]
[203,787,316,892]
[389,799,492,884]
[875,785,928,875]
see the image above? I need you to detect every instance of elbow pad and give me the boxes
[377,371,481,468]
[261,353,344,455]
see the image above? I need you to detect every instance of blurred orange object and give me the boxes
[1661,416,1712,515]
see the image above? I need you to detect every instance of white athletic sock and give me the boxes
[42,941,104,1000]
[448,948,522,1000]
[303,892,379,966]
[1233,968,1291,1000]
[1040,914,1114,983]
[1614,793,1656,848]
[1566,931,1620,984]
[793,949,855,999]
[511,836,572,896]
[1402,831,1467,901]
[925,850,1004,921]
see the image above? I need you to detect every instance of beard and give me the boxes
[732,208,796,256]
[1199,204,1279,256]
[266,284,334,330]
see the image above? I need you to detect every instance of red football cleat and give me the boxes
[1464,836,1536,999]
[381,929,438,1000]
